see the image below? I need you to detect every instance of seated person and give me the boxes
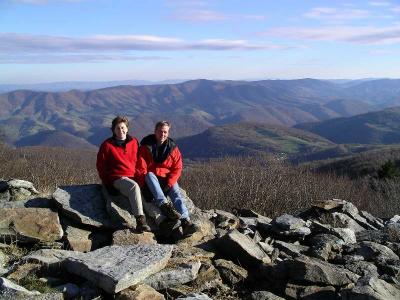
[96,116,150,232]
[136,121,197,237]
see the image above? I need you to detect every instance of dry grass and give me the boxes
[180,156,399,218]
[1,143,399,218]
[0,143,98,193]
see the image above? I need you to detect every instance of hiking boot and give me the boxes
[159,218,181,238]
[135,215,151,233]
[181,218,198,237]
[160,202,181,220]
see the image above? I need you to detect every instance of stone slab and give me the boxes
[64,244,173,293]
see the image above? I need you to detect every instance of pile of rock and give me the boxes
[0,179,399,300]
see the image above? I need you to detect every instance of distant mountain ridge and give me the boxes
[295,106,400,144]
[0,78,399,148]
[0,79,186,93]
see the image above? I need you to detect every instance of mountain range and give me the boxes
[1,78,400,162]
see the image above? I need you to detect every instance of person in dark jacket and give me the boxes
[96,116,150,232]
[136,121,197,237]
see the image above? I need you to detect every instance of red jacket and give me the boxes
[136,134,182,188]
[96,135,139,186]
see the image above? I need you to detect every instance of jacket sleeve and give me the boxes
[96,142,108,184]
[135,146,149,187]
[166,147,183,188]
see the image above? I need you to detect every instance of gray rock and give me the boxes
[281,255,360,286]
[216,229,270,267]
[360,210,384,229]
[117,283,165,300]
[274,240,309,258]
[389,215,400,223]
[387,223,400,242]
[0,207,63,243]
[356,230,389,244]
[64,244,173,293]
[258,242,274,255]
[212,209,240,230]
[250,291,285,300]
[55,283,80,298]
[144,260,201,290]
[273,214,306,231]
[331,228,357,244]
[214,258,248,285]
[0,277,41,298]
[7,179,39,202]
[102,186,135,228]
[64,224,92,252]
[22,248,78,268]
[7,179,39,193]
[322,212,365,232]
[177,293,213,300]
[309,234,343,261]
[342,276,400,300]
[355,241,399,261]
[52,185,113,228]
[0,197,54,209]
[285,282,336,300]
[344,261,379,277]
[0,190,10,202]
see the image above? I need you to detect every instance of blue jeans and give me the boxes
[145,172,189,220]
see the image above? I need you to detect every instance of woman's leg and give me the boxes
[113,177,144,216]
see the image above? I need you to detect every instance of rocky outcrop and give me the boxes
[1,179,400,299]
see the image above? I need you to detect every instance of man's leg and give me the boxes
[145,172,167,207]
[145,172,181,220]
[167,183,189,220]
[168,182,198,237]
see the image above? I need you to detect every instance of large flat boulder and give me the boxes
[0,207,63,242]
[52,185,113,228]
[216,229,270,267]
[281,255,360,286]
[64,244,173,293]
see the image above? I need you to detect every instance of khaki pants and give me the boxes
[113,177,165,224]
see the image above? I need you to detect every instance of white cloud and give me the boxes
[0,33,292,57]
[369,1,392,6]
[303,7,371,21]
[0,54,169,64]
[172,9,227,22]
[264,25,400,45]
[391,6,400,13]
[12,0,82,3]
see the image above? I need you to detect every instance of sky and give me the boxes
[1,0,400,84]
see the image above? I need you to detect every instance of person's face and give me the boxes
[155,125,169,144]
[113,122,128,140]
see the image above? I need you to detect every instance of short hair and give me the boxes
[111,116,129,131]
[154,120,171,131]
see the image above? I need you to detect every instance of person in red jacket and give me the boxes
[136,121,197,237]
[96,116,150,232]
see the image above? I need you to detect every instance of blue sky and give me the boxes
[1,0,400,83]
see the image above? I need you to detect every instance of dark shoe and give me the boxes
[135,215,151,233]
[181,218,198,237]
[159,218,181,238]
[160,202,181,220]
